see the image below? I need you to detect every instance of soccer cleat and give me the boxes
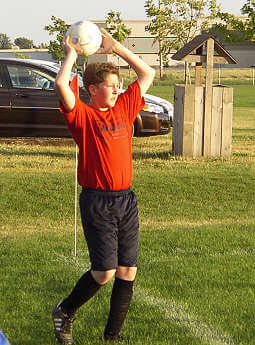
[52,302,75,345]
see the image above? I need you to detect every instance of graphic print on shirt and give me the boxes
[95,116,128,140]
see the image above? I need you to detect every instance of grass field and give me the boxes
[0,80,255,345]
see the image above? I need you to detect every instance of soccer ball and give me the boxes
[65,20,102,56]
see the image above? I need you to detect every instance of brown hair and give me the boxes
[83,62,120,94]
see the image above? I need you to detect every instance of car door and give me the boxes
[4,62,69,137]
[0,64,12,136]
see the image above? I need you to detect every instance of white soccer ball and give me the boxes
[66,20,102,56]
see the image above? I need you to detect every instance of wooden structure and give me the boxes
[171,34,237,158]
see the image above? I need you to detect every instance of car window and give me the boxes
[7,65,55,90]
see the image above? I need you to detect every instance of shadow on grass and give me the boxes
[0,148,74,159]
[133,150,172,160]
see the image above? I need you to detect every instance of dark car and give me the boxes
[0,58,173,138]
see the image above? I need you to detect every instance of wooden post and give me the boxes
[193,86,204,157]
[221,87,233,157]
[203,38,214,157]
[182,85,195,156]
[211,86,223,157]
[173,85,204,157]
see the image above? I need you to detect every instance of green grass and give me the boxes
[0,82,255,345]
[122,67,255,88]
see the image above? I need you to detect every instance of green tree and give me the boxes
[212,0,255,42]
[105,10,132,43]
[145,0,219,78]
[44,16,68,62]
[0,33,12,49]
[39,43,48,49]
[14,37,34,49]
[105,11,132,71]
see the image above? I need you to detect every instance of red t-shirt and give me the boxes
[60,80,145,190]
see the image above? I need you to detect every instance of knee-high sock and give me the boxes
[104,277,134,338]
[60,270,101,317]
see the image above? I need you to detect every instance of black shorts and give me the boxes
[79,187,139,271]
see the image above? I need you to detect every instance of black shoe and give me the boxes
[52,302,75,345]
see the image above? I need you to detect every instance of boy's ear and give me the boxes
[89,84,97,96]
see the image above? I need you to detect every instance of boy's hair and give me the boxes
[83,62,120,94]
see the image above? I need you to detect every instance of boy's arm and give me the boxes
[98,29,155,97]
[55,36,78,112]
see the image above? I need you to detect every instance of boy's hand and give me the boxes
[62,35,78,60]
[96,28,119,55]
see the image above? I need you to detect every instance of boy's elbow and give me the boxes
[54,79,69,97]
[151,67,156,81]
[54,79,62,92]
[146,67,155,83]
[148,67,155,86]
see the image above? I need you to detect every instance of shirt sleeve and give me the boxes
[59,74,85,129]
[117,80,145,124]
[59,94,81,124]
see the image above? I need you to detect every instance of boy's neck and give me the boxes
[90,99,109,112]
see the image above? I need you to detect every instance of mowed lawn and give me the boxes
[0,83,255,345]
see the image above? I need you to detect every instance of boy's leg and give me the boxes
[53,187,121,344]
[60,270,102,316]
[104,276,134,340]
[103,189,140,340]
[52,270,102,345]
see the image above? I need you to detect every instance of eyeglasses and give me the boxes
[102,82,120,90]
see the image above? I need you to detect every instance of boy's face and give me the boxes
[90,73,120,110]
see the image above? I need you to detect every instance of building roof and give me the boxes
[171,34,238,65]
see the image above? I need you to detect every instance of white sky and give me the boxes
[0,0,245,45]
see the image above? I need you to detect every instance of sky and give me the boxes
[0,0,246,45]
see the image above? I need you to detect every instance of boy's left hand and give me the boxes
[96,28,118,55]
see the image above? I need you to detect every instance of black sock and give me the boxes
[104,277,134,339]
[60,270,101,317]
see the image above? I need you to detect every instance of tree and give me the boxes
[144,0,220,78]
[14,37,34,49]
[212,0,255,42]
[44,16,68,62]
[39,43,48,49]
[105,10,132,43]
[0,33,12,49]
[105,10,132,72]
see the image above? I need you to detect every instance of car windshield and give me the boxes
[41,63,84,87]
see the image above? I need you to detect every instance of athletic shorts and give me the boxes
[79,187,139,271]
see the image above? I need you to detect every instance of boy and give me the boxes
[53,28,155,344]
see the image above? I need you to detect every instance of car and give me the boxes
[0,58,173,138]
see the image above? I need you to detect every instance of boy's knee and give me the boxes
[115,266,137,281]
[91,269,116,285]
